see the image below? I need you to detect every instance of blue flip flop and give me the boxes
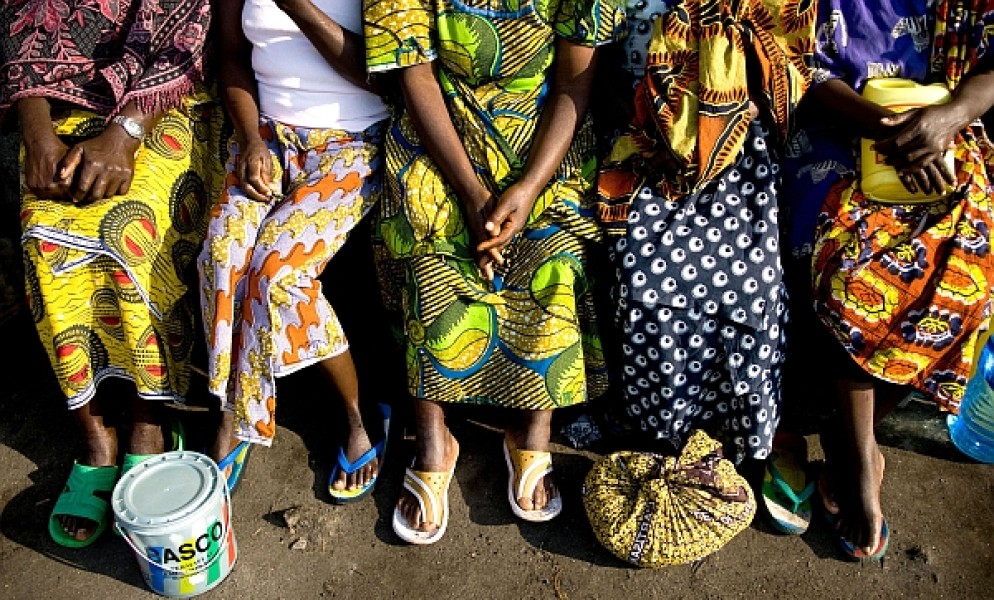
[819,482,890,563]
[328,403,391,504]
[217,441,251,493]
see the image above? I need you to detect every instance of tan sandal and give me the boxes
[503,441,562,522]
[392,465,454,545]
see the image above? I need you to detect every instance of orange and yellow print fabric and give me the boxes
[610,0,815,199]
[199,120,383,445]
[813,131,994,412]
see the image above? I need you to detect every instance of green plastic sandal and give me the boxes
[48,462,120,548]
[761,433,814,535]
[121,416,186,475]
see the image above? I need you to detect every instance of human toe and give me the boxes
[399,495,429,532]
[530,478,549,511]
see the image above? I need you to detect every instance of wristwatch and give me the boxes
[112,115,146,140]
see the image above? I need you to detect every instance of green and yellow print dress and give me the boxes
[364,0,625,408]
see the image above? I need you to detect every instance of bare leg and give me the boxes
[504,409,557,511]
[397,398,459,532]
[315,350,375,491]
[209,409,239,466]
[127,394,165,456]
[834,378,886,555]
[874,382,908,424]
[58,392,118,542]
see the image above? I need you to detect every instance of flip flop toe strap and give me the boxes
[337,442,383,476]
[509,449,553,503]
[768,462,815,513]
[403,469,450,527]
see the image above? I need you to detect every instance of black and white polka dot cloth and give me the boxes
[614,120,788,463]
[621,0,676,77]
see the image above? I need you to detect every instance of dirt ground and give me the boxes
[0,302,992,600]
[1,227,993,600]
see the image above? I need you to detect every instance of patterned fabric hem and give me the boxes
[65,369,186,411]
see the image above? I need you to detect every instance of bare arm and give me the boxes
[18,96,162,202]
[804,76,957,196]
[945,65,994,126]
[802,79,896,140]
[17,96,69,199]
[396,61,502,276]
[480,38,598,252]
[274,0,373,92]
[218,0,272,201]
[873,62,994,194]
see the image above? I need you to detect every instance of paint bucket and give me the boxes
[112,451,237,598]
[861,79,954,204]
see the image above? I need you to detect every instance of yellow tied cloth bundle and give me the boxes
[582,431,755,568]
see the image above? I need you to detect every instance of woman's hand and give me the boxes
[461,188,505,280]
[22,128,71,199]
[873,104,963,195]
[59,126,141,203]
[235,137,275,202]
[476,182,538,272]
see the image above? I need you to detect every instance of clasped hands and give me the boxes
[464,182,536,281]
[23,126,140,203]
[871,102,964,196]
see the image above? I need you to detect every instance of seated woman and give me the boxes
[199,0,390,501]
[784,0,994,561]
[363,0,625,543]
[0,0,221,547]
[597,0,814,463]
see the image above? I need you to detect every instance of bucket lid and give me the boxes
[112,451,222,528]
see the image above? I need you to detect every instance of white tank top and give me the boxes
[242,0,388,130]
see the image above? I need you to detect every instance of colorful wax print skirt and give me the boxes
[21,99,224,408]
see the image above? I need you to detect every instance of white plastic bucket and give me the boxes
[112,451,237,598]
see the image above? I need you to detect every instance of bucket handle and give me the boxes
[115,480,234,575]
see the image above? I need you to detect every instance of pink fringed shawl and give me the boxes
[0,0,211,117]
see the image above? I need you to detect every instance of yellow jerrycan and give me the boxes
[861,79,955,203]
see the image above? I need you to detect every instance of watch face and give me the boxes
[116,116,144,138]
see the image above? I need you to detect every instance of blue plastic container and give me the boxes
[948,340,994,463]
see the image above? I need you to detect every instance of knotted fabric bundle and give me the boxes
[582,430,755,568]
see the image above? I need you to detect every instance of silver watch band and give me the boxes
[112,115,146,139]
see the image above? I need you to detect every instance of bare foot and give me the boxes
[504,428,557,512]
[330,422,376,492]
[59,412,117,543]
[396,431,459,533]
[837,445,886,555]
